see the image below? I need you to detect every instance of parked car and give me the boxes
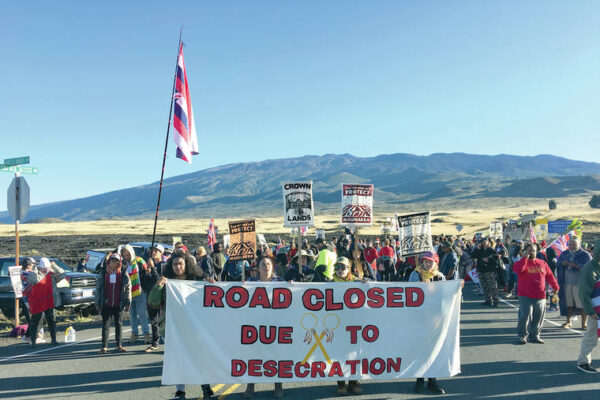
[84,248,114,273]
[0,257,97,318]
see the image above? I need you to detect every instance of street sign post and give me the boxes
[4,156,30,166]
[0,165,38,174]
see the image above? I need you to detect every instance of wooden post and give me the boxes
[297,229,302,273]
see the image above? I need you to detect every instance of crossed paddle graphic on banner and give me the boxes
[301,312,340,364]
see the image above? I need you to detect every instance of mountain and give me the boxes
[2,153,600,222]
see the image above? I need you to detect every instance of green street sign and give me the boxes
[0,165,38,174]
[4,156,30,166]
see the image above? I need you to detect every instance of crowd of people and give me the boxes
[16,229,600,399]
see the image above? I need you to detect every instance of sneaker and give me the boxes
[143,333,151,344]
[414,378,425,394]
[530,337,545,344]
[348,381,362,395]
[427,378,446,395]
[173,390,186,400]
[116,346,127,352]
[144,344,160,352]
[244,383,255,399]
[129,334,139,344]
[518,337,527,345]
[336,381,347,395]
[274,383,283,398]
[578,363,598,373]
[505,292,513,298]
[561,322,572,328]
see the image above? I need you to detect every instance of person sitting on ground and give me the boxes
[513,243,559,345]
[408,252,446,394]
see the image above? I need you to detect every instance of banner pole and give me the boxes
[151,27,183,251]
[14,172,20,328]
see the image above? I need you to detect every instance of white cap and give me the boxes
[39,257,51,270]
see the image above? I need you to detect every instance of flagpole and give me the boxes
[151,28,183,251]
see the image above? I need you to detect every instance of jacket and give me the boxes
[95,268,132,311]
[578,240,600,316]
[27,263,67,309]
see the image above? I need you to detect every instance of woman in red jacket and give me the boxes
[513,243,559,345]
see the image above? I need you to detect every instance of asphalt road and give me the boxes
[1,284,599,400]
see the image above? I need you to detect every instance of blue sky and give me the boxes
[1,1,599,207]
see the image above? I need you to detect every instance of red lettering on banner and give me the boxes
[272,288,292,309]
[204,286,224,307]
[295,362,310,378]
[264,360,277,377]
[406,287,424,307]
[302,289,324,311]
[362,325,379,342]
[278,360,293,378]
[226,287,249,308]
[325,289,343,310]
[259,326,277,344]
[328,361,344,377]
[241,325,257,344]
[311,361,326,377]
[387,358,402,373]
[278,326,293,344]
[343,288,365,309]
[249,287,271,308]
[386,287,404,307]
[346,359,360,374]
[248,359,262,377]
[231,359,246,376]
[366,287,385,308]
[370,358,385,375]
[346,326,361,344]
[362,358,369,374]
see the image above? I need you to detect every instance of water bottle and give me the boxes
[65,326,76,343]
[37,327,46,343]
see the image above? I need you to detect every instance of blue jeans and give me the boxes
[130,292,149,335]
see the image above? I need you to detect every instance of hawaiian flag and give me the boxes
[275,236,283,252]
[591,278,600,337]
[529,223,537,244]
[207,218,217,251]
[545,231,574,258]
[172,43,199,163]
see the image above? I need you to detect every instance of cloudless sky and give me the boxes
[1,1,599,208]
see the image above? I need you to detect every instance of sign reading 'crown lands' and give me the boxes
[283,182,314,227]
[228,219,256,261]
[341,184,373,227]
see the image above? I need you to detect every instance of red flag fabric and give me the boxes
[28,274,54,314]
[172,43,198,163]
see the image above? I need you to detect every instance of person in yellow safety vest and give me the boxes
[314,238,337,280]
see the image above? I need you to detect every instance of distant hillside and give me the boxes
[1,153,600,222]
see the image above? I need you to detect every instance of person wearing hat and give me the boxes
[275,246,290,278]
[142,244,164,352]
[210,243,227,281]
[331,256,365,395]
[27,257,66,347]
[557,236,592,330]
[19,258,36,343]
[440,241,459,280]
[193,246,216,280]
[120,244,151,344]
[408,252,446,394]
[314,238,337,281]
[95,252,131,353]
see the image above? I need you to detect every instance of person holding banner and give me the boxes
[148,251,217,400]
[350,247,375,281]
[331,256,365,395]
[576,240,600,373]
[244,256,284,398]
[408,251,446,394]
[27,257,66,347]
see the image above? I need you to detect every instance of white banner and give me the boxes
[315,229,325,240]
[397,212,433,257]
[341,184,374,227]
[283,182,315,227]
[162,280,461,385]
[489,221,503,238]
[9,266,22,298]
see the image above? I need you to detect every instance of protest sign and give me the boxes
[397,212,433,257]
[8,266,22,298]
[341,184,373,227]
[228,220,256,261]
[489,221,503,238]
[162,280,462,384]
[257,234,268,247]
[283,182,314,227]
[223,234,230,249]
[548,220,573,234]
[315,229,325,240]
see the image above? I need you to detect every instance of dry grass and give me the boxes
[0,196,597,238]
